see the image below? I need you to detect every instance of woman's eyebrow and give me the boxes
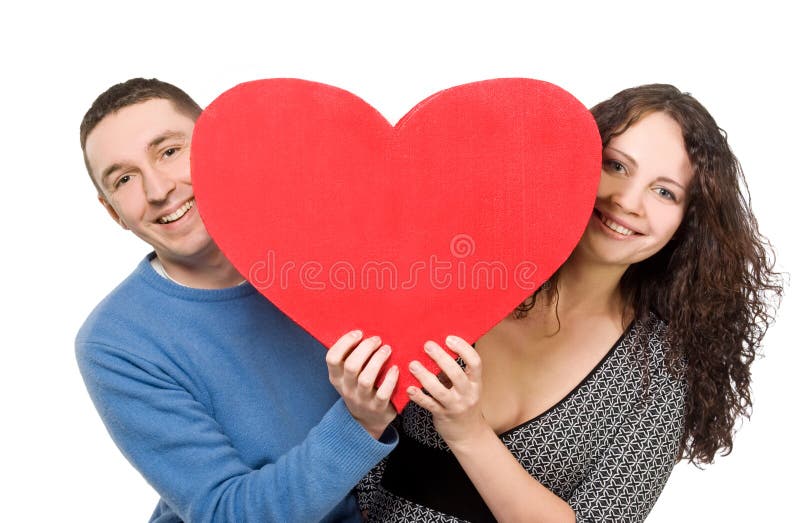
[606,146,638,168]
[655,176,687,190]
[607,146,687,190]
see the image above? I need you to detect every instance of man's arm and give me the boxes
[77,340,397,523]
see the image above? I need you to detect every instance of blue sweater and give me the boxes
[76,255,397,522]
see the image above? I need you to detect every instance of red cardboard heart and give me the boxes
[192,78,600,409]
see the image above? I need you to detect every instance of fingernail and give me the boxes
[390,365,399,375]
[351,330,362,338]
[424,341,435,354]
[380,345,392,355]
[409,361,422,371]
[407,386,417,395]
[445,335,457,347]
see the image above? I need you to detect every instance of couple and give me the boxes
[76,78,781,522]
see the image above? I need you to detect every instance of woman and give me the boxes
[354,84,783,522]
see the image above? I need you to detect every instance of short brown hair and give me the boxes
[79,77,202,192]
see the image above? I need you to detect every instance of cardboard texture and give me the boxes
[192,78,601,409]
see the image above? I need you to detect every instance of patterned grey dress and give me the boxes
[357,315,686,522]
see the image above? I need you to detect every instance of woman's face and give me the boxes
[575,111,694,268]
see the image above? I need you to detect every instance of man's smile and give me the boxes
[157,198,195,224]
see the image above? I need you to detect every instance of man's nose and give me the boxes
[141,166,176,203]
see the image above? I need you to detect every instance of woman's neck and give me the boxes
[550,252,630,321]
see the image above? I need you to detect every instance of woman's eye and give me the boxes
[163,147,177,158]
[603,159,626,174]
[655,187,677,201]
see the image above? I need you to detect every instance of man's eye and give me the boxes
[115,174,132,188]
[163,147,178,158]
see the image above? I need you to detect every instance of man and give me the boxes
[76,78,398,522]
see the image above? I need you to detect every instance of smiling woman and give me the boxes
[580,111,694,268]
[587,84,785,465]
[357,84,784,523]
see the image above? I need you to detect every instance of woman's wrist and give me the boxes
[444,420,496,454]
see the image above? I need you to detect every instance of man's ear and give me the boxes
[97,194,129,230]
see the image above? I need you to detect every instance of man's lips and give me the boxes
[157,198,195,224]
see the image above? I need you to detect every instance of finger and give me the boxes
[445,335,482,382]
[343,336,382,380]
[358,345,392,391]
[407,385,442,414]
[375,365,399,404]
[409,360,451,401]
[424,340,468,389]
[326,329,364,368]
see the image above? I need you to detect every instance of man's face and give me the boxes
[85,99,214,268]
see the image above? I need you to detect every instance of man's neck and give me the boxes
[156,247,245,289]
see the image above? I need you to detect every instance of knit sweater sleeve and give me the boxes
[76,341,397,523]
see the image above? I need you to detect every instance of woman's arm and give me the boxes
[410,334,686,523]
[565,350,685,522]
[408,336,575,523]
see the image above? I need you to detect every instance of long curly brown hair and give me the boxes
[518,84,783,465]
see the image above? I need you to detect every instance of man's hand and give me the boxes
[326,330,398,439]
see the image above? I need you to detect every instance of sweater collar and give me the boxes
[136,253,258,302]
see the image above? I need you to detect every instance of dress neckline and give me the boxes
[495,319,637,438]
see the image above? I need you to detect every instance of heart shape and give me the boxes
[192,78,600,409]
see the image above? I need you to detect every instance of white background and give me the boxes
[2,1,797,521]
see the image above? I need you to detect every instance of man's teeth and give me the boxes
[158,199,194,224]
[600,214,636,236]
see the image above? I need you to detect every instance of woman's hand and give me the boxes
[326,330,398,440]
[408,337,576,522]
[407,335,488,446]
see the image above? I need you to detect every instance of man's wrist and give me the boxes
[360,417,392,440]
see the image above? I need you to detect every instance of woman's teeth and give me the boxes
[158,199,194,224]
[599,213,636,236]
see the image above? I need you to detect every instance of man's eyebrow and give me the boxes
[101,162,124,185]
[147,130,187,151]
[606,146,638,168]
[100,131,187,186]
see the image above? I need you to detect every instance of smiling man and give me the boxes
[76,78,398,522]
[85,95,235,289]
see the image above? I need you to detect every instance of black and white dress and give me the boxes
[357,315,686,522]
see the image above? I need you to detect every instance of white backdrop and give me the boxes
[2,1,797,521]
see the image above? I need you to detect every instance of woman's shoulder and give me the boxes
[625,311,686,383]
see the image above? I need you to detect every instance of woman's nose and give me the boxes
[610,183,645,216]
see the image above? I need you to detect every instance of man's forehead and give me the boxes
[85,99,194,172]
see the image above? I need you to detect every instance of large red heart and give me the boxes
[192,78,600,409]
